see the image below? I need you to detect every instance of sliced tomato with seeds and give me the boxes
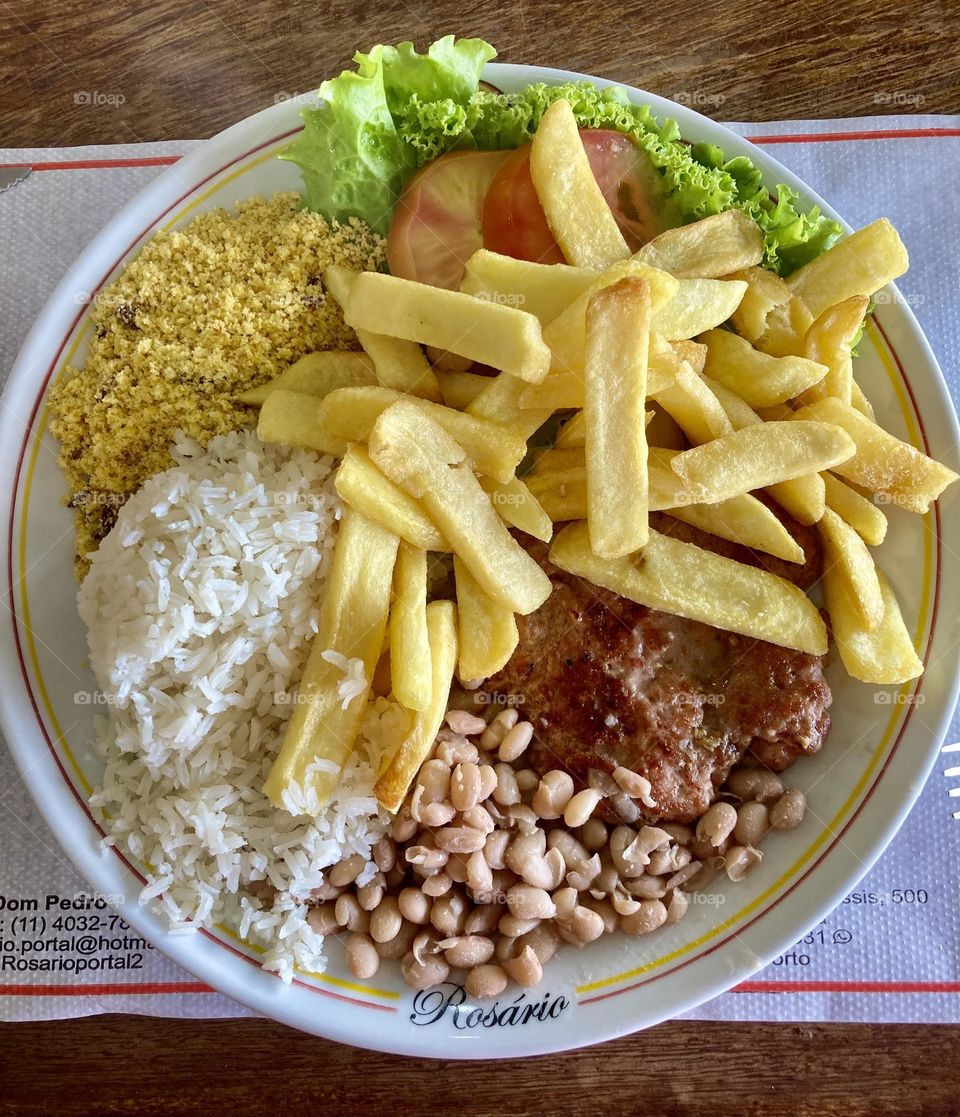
[482,129,672,262]
[386,149,510,290]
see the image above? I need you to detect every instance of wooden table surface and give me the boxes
[1,1,959,1114]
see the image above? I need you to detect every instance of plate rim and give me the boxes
[0,60,957,1057]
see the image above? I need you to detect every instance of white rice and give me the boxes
[80,429,394,982]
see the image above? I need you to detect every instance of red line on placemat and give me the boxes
[746,128,960,145]
[735,981,960,994]
[4,156,183,171]
[3,981,213,996]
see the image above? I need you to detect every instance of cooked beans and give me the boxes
[345,933,380,980]
[356,875,385,911]
[398,887,431,925]
[612,766,654,804]
[440,934,495,968]
[498,720,534,763]
[479,708,519,751]
[324,712,818,999]
[564,788,603,828]
[431,893,468,936]
[502,945,542,987]
[370,896,402,944]
[329,853,367,888]
[727,767,784,803]
[401,951,449,990]
[724,845,763,882]
[435,827,487,854]
[422,871,453,897]
[507,884,556,921]
[620,899,668,936]
[335,894,370,933]
[734,801,770,846]
[532,770,575,819]
[770,788,806,831]
[307,903,341,936]
[493,763,521,807]
[445,709,488,736]
[465,963,508,999]
[696,802,738,848]
[580,818,608,851]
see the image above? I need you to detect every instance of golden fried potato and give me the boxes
[822,472,887,546]
[479,475,553,543]
[652,278,748,341]
[799,295,870,405]
[461,249,596,324]
[454,556,519,682]
[238,351,375,406]
[818,507,883,629]
[634,210,764,277]
[390,542,433,711]
[701,328,827,408]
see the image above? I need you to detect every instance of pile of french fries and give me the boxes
[256,99,958,813]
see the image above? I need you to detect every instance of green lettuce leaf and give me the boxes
[285,38,841,273]
[281,36,493,234]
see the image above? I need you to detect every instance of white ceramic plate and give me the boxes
[2,63,958,1058]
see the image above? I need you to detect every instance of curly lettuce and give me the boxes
[285,37,841,273]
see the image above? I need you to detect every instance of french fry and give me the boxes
[651,278,748,341]
[701,328,827,408]
[479,475,553,543]
[555,411,586,448]
[335,445,448,552]
[550,522,827,655]
[324,266,442,402]
[584,278,651,557]
[375,600,458,812]
[850,378,876,420]
[369,401,552,614]
[435,369,495,410]
[263,508,399,808]
[467,371,554,441]
[238,351,375,406]
[529,99,629,269]
[791,397,959,513]
[527,449,805,563]
[822,472,887,546]
[318,386,527,484]
[704,377,827,524]
[727,266,792,343]
[817,507,883,629]
[645,403,688,450]
[529,445,587,476]
[542,261,678,375]
[634,210,764,277]
[461,249,596,325]
[653,360,733,444]
[823,566,923,684]
[344,271,552,383]
[673,339,708,374]
[454,556,519,681]
[786,218,909,320]
[799,295,869,404]
[755,294,814,358]
[650,448,804,564]
[668,421,855,504]
[257,388,347,457]
[390,542,433,712]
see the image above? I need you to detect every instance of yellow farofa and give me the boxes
[49,192,385,573]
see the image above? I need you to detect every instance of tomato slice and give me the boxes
[481,129,670,262]
[481,144,567,265]
[387,150,509,290]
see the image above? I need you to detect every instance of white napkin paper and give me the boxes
[1,117,958,1025]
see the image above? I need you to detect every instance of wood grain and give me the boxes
[0,0,957,146]
[1,2,959,1114]
[3,1015,960,1117]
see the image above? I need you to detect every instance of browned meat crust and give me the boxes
[487,522,831,824]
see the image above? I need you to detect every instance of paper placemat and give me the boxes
[2,116,959,1026]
